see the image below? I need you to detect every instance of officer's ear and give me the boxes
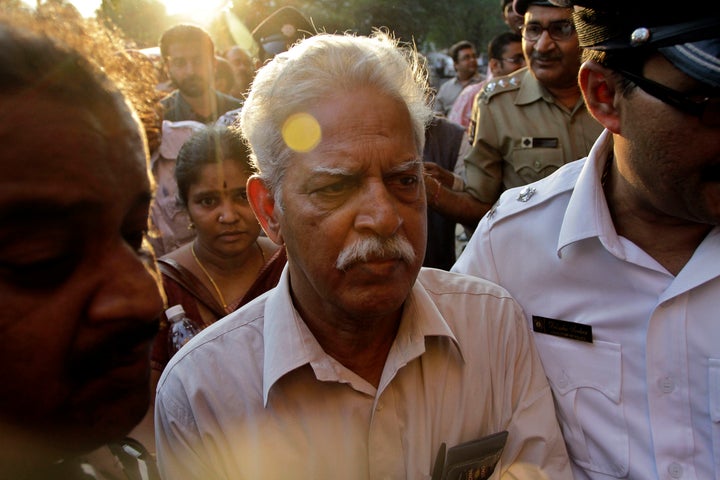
[580,61,621,134]
[247,175,284,245]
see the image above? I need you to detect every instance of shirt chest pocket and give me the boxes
[508,146,565,184]
[534,337,629,477]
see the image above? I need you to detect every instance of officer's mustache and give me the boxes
[335,235,416,271]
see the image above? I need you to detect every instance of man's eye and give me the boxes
[315,180,353,196]
[387,174,420,189]
[387,174,421,202]
[0,254,78,290]
[398,175,419,187]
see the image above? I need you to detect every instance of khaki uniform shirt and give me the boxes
[465,67,602,204]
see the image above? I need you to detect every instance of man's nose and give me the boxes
[353,180,403,238]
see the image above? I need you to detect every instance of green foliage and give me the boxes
[98,0,512,56]
[98,0,167,48]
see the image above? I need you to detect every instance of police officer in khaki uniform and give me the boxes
[464,0,603,206]
[423,0,602,230]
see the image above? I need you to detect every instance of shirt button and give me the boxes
[659,376,675,393]
[534,160,541,168]
[668,462,683,478]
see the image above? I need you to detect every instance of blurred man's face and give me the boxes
[491,41,525,77]
[166,41,215,98]
[0,94,164,458]
[504,2,524,32]
[454,47,479,81]
[226,46,255,95]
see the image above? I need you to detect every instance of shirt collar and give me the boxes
[557,129,620,257]
[514,69,546,105]
[261,267,462,405]
[515,69,586,114]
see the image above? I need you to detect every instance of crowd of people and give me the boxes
[1,0,719,479]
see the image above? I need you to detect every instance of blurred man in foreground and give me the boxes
[0,5,165,479]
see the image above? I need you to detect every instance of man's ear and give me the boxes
[580,61,621,134]
[247,175,284,245]
[488,58,501,78]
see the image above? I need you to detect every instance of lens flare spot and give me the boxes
[282,112,321,153]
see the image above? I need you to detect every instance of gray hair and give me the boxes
[239,30,433,203]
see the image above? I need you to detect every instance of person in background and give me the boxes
[427,0,602,232]
[159,24,242,124]
[224,45,256,98]
[0,4,164,479]
[213,55,235,96]
[215,7,316,129]
[448,31,525,128]
[151,124,286,376]
[251,5,314,64]
[155,30,571,479]
[433,39,485,116]
[422,115,471,270]
[454,0,720,478]
[149,120,206,257]
[502,0,524,32]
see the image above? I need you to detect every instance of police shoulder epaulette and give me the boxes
[478,72,522,104]
[485,159,584,225]
[485,184,539,224]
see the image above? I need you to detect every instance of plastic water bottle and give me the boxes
[166,304,199,356]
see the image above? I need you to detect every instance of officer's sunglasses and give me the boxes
[619,68,720,127]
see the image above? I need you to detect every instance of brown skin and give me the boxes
[580,55,720,275]
[426,8,584,229]
[503,2,524,32]
[490,41,525,77]
[248,88,427,387]
[454,46,479,83]
[165,40,218,118]
[523,5,583,108]
[165,159,276,319]
[422,41,526,219]
[0,95,164,473]
[225,46,255,97]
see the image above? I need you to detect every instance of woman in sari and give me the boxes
[151,124,286,373]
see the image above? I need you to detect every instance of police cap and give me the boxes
[545,0,720,87]
[513,0,560,15]
[252,6,313,61]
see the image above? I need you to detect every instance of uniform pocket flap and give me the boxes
[535,336,622,403]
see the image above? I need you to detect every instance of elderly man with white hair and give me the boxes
[155,31,571,480]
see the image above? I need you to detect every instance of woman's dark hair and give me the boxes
[175,125,255,207]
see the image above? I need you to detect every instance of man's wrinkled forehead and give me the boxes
[1,93,148,174]
[307,158,422,176]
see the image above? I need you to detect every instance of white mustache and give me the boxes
[335,235,416,271]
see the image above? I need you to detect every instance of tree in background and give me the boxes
[91,0,509,59]
[98,0,168,47]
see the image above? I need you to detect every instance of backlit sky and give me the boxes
[22,0,229,20]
